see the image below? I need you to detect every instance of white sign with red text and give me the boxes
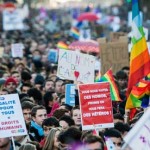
[0,94,27,138]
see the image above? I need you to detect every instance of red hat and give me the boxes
[5,77,17,86]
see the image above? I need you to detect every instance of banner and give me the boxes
[78,82,114,130]
[3,9,24,31]
[0,94,27,138]
[65,84,75,106]
[11,43,24,58]
[98,36,129,75]
[57,49,95,83]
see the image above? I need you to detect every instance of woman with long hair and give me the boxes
[42,128,61,150]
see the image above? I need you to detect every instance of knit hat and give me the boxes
[5,77,17,86]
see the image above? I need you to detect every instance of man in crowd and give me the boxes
[29,105,47,142]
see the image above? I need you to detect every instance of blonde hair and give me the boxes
[42,128,61,150]
[19,143,36,150]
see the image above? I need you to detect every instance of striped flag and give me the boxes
[57,41,68,50]
[70,27,80,40]
[126,80,150,109]
[127,0,150,96]
[96,69,121,101]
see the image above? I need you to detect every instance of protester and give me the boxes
[29,105,47,142]
[42,128,61,150]
[84,135,105,150]
[59,115,75,130]
[71,106,81,128]
[18,143,36,150]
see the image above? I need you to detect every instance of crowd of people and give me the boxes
[0,2,148,150]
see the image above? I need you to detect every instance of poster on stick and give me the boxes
[98,36,129,75]
[57,49,95,83]
[0,94,27,138]
[78,82,114,130]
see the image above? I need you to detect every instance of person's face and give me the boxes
[59,120,69,130]
[60,98,65,105]
[12,73,20,85]
[55,81,63,94]
[0,90,8,95]
[33,109,47,126]
[110,137,122,150]
[5,82,17,92]
[23,108,32,124]
[0,138,10,148]
[85,142,102,150]
[43,125,54,137]
[72,109,81,126]
[118,79,127,88]
[45,81,54,91]
[54,130,60,148]
[21,86,31,94]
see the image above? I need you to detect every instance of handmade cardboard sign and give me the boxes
[98,36,129,75]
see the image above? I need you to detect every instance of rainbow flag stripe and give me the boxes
[127,0,150,96]
[96,69,121,101]
[126,80,150,109]
[57,41,68,50]
[70,27,80,40]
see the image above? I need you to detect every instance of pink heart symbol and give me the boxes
[74,71,80,79]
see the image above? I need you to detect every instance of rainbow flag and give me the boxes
[96,69,121,101]
[70,27,80,40]
[127,0,150,96]
[126,80,150,109]
[57,41,68,50]
[94,71,101,82]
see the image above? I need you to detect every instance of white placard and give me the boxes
[57,49,95,83]
[123,107,150,150]
[0,94,27,138]
[3,9,24,31]
[79,29,91,41]
[11,43,24,58]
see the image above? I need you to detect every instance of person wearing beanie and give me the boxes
[5,77,18,94]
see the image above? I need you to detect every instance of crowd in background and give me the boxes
[0,2,148,150]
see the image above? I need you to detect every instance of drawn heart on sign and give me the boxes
[74,71,80,79]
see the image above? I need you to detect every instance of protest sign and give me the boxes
[98,36,129,75]
[57,49,95,83]
[79,29,91,41]
[0,47,4,58]
[0,94,27,138]
[65,84,75,106]
[110,32,127,42]
[78,82,114,130]
[3,9,24,31]
[122,107,150,150]
[48,49,58,63]
[11,43,24,58]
